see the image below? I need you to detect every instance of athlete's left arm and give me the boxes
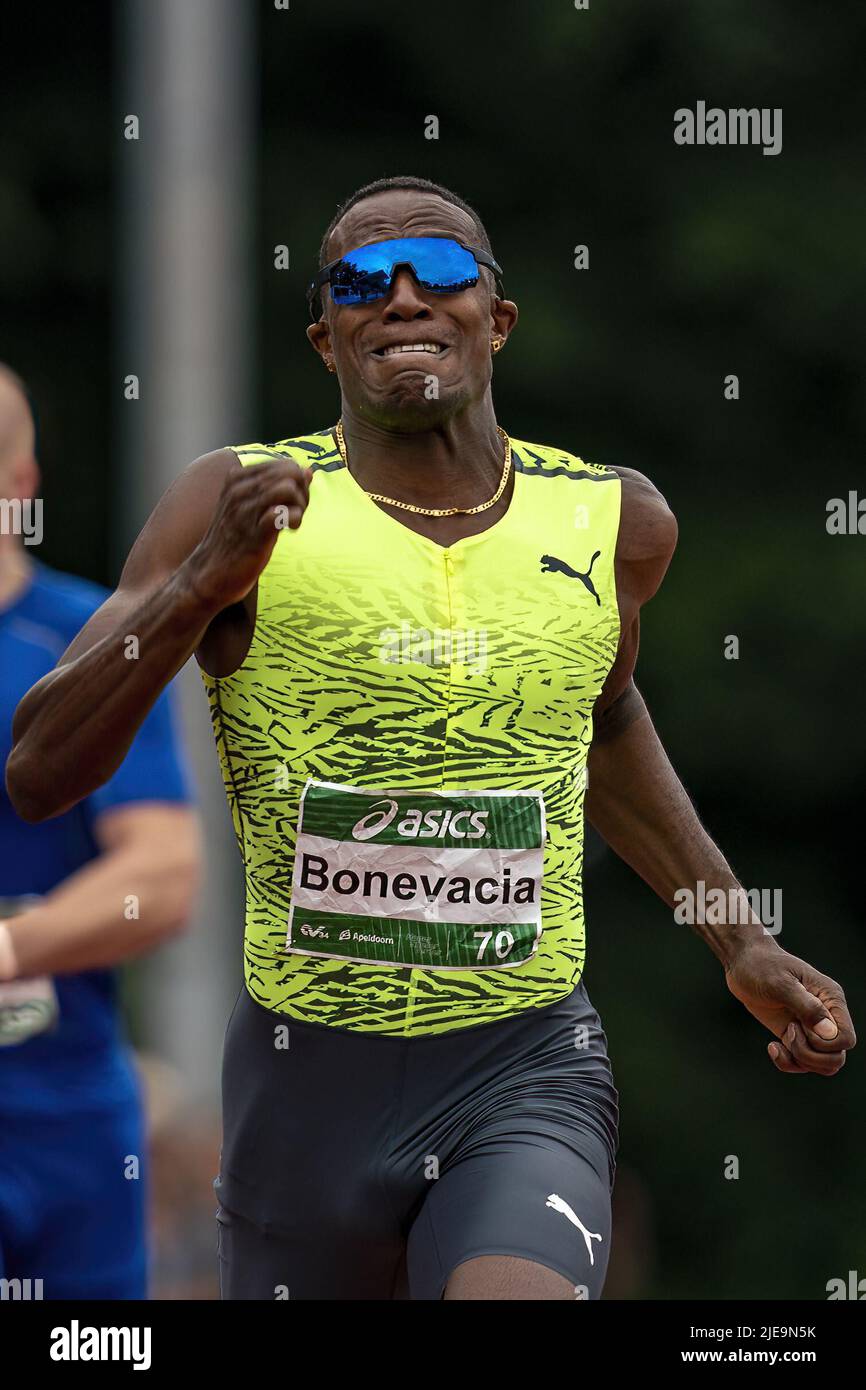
[0,804,201,977]
[585,470,856,1077]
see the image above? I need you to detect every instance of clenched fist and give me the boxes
[726,938,856,1076]
[184,458,313,611]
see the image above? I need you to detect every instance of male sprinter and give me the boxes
[0,366,200,1298]
[6,179,855,1301]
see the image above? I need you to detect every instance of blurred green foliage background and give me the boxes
[1,0,863,1298]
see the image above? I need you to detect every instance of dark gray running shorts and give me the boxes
[216,981,619,1300]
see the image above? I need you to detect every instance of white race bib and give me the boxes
[288,780,546,969]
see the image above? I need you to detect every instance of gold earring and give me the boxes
[491,338,504,354]
[324,357,337,373]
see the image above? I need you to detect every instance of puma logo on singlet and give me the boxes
[540,552,602,605]
[545,1193,603,1266]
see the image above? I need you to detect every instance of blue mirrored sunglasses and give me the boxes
[307,236,503,317]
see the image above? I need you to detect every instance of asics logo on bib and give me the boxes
[351,797,489,843]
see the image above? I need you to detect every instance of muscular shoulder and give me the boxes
[609,466,678,601]
[119,447,240,590]
[166,446,241,498]
[146,445,240,527]
[611,465,677,561]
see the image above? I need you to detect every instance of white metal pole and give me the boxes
[117,0,257,1099]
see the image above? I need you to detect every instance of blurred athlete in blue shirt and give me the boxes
[0,366,201,1298]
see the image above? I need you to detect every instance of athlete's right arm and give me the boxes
[5,449,312,822]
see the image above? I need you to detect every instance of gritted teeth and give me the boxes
[375,342,443,357]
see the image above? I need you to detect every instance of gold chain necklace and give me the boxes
[334,419,511,518]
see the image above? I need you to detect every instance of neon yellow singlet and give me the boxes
[200,428,622,1036]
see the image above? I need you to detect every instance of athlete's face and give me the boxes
[307,190,518,429]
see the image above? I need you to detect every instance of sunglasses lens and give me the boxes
[329,238,479,305]
[411,239,479,293]
[330,243,393,304]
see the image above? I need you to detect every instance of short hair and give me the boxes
[311,176,498,318]
[318,176,494,269]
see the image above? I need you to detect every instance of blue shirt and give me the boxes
[0,562,193,1114]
